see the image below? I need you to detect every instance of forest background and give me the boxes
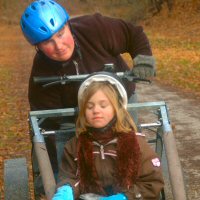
[0,0,200,199]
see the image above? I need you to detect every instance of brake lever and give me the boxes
[42,74,89,88]
[43,81,66,88]
[42,79,69,88]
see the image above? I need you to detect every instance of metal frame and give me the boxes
[29,101,187,200]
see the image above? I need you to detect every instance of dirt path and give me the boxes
[137,82,200,200]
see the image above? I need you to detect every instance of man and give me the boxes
[20,0,155,198]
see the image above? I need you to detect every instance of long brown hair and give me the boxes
[76,81,137,136]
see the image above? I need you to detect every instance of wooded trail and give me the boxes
[0,23,199,199]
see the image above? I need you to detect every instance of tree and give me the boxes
[150,0,173,14]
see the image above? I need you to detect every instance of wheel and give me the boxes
[4,158,30,200]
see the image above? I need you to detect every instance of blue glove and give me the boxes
[52,185,74,200]
[132,55,156,79]
[99,193,127,200]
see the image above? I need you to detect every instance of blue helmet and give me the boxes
[20,0,70,45]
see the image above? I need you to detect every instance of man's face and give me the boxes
[38,24,75,61]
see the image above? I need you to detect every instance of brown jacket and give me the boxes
[29,13,152,111]
[57,132,164,200]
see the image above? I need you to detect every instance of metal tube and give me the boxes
[31,116,56,200]
[34,142,56,200]
[161,106,187,200]
[163,131,187,200]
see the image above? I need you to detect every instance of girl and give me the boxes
[53,72,164,200]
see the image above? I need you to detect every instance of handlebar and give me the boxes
[33,71,151,88]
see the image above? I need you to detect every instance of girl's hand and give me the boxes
[52,185,74,200]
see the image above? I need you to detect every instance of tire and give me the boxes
[4,158,30,200]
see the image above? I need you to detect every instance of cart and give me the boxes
[4,72,187,200]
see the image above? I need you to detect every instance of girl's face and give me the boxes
[37,24,75,61]
[85,89,115,129]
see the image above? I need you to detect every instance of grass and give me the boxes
[123,31,200,97]
[150,38,200,50]
[143,30,200,97]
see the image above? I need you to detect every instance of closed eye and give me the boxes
[86,102,94,109]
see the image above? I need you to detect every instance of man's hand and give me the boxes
[132,65,155,79]
[132,55,156,79]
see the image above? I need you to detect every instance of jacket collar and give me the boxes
[77,131,141,194]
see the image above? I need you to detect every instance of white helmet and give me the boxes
[78,72,128,108]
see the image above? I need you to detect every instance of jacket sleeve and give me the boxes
[93,13,152,58]
[124,136,164,200]
[56,137,81,199]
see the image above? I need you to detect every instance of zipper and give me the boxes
[93,138,117,160]
[73,60,79,75]
[100,145,105,160]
